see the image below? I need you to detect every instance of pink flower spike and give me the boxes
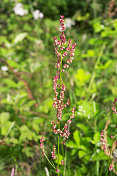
[10,168,15,176]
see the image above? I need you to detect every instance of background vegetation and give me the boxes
[0,0,117,175]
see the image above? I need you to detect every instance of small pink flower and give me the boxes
[61,160,64,165]
[40,136,45,156]
[109,163,113,171]
[67,119,72,123]
[112,99,117,114]
[111,135,113,138]
[56,166,60,173]
[51,145,56,159]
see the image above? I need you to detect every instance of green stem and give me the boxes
[44,154,56,169]
[57,50,63,176]
[58,136,60,176]
[62,144,64,174]
[93,101,99,176]
[64,146,67,176]
[60,52,62,82]
[88,44,105,91]
[96,160,99,176]
[99,162,104,176]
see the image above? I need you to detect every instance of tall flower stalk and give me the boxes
[40,15,76,175]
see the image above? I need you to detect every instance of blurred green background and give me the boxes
[0,0,117,175]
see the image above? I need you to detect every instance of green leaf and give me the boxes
[76,123,88,134]
[87,50,95,57]
[7,60,19,68]
[78,150,87,159]
[104,60,112,69]
[6,122,15,136]
[32,118,44,132]
[73,130,80,146]
[93,132,100,144]
[0,112,10,124]
[55,154,63,165]
[22,147,34,157]
[78,145,87,151]
[10,138,19,144]
[4,137,18,145]
[90,151,108,161]
[75,69,90,86]
[66,141,78,148]
[13,32,27,44]
[71,149,77,156]
[1,121,12,136]
[3,79,17,88]
[20,125,35,142]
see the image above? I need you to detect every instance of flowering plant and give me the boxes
[40,15,76,175]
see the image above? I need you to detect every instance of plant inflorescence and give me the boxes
[40,15,76,175]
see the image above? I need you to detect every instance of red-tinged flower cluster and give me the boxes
[51,145,56,159]
[112,98,117,114]
[100,128,111,157]
[53,15,76,123]
[53,15,76,74]
[51,106,76,145]
[40,136,45,156]
[60,15,65,31]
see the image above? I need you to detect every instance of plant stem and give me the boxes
[60,51,62,82]
[99,161,104,176]
[44,154,55,169]
[96,160,99,176]
[58,136,60,176]
[64,146,67,176]
[88,44,105,91]
[93,101,99,176]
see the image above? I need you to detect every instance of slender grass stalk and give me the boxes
[88,44,105,91]
[64,147,67,176]
[60,51,63,82]
[99,161,104,176]
[93,101,99,176]
[96,160,99,176]
[44,154,56,169]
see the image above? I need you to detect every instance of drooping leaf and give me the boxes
[13,33,27,44]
